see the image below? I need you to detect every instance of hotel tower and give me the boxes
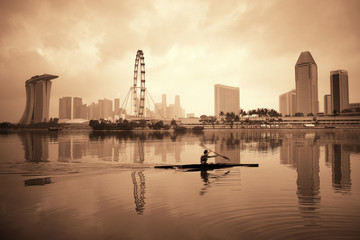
[214,84,240,116]
[295,51,319,115]
[19,74,58,125]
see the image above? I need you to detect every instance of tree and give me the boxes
[225,112,236,128]
[239,109,246,117]
[234,114,240,128]
[153,121,164,130]
[209,116,217,129]
[170,119,178,127]
[200,115,208,126]
[139,119,147,129]
[307,113,314,116]
[294,112,304,117]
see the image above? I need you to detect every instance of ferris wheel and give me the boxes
[132,50,146,117]
[118,50,164,119]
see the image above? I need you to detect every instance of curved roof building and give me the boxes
[19,74,58,125]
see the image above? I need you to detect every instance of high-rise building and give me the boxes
[162,94,167,118]
[324,94,332,115]
[114,98,120,117]
[19,74,58,124]
[295,51,319,115]
[214,84,240,116]
[279,89,296,116]
[99,98,113,119]
[167,104,175,119]
[88,102,100,120]
[330,70,349,114]
[80,104,88,119]
[175,95,182,119]
[59,97,72,119]
[73,97,83,119]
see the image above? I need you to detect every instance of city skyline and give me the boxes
[1,0,360,122]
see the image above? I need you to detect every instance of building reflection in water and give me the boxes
[215,132,240,164]
[21,132,49,162]
[131,171,146,215]
[325,143,351,193]
[204,131,282,164]
[58,137,71,162]
[280,133,320,225]
[84,132,185,164]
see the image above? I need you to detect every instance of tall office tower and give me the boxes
[175,95,182,119]
[162,94,167,118]
[167,104,175,119]
[324,94,332,115]
[330,70,349,114]
[114,98,120,117]
[295,51,319,115]
[19,74,58,124]
[214,84,240,116]
[73,97,83,119]
[88,102,100,120]
[279,89,296,116]
[99,98,113,119]
[59,97,72,119]
[80,104,88,119]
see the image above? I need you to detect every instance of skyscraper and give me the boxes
[214,84,240,116]
[59,97,72,119]
[73,97,83,119]
[324,94,332,115]
[330,70,349,114]
[99,98,113,119]
[162,94,167,118]
[175,95,182,119]
[295,51,319,115]
[19,74,58,124]
[114,98,120,117]
[279,89,296,116]
[167,104,175,119]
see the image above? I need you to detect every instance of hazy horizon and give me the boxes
[1,0,360,123]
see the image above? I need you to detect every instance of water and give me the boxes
[0,129,359,240]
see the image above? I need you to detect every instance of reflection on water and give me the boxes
[132,171,146,215]
[199,169,231,196]
[21,132,49,162]
[1,129,359,239]
[326,144,351,193]
[24,177,52,186]
[279,132,356,226]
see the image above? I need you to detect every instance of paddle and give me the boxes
[200,143,230,161]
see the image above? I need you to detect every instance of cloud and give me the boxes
[0,0,359,122]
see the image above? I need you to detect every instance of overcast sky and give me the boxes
[1,0,359,122]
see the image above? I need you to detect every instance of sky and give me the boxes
[0,0,360,122]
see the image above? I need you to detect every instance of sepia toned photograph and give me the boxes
[1,0,360,239]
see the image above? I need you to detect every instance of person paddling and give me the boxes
[200,150,219,165]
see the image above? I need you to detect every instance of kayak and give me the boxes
[154,163,258,169]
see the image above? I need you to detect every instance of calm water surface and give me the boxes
[0,130,359,240]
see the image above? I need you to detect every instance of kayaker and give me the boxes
[200,150,219,165]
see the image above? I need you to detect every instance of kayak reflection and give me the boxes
[199,169,230,196]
